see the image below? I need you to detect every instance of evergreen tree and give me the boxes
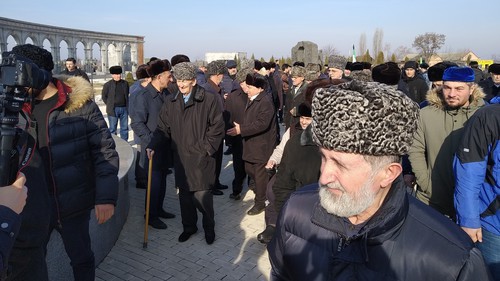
[375,51,384,65]
[362,50,372,62]
[270,55,275,63]
[251,53,255,60]
[390,53,397,62]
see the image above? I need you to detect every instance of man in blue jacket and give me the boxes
[454,104,500,280]
[268,80,492,280]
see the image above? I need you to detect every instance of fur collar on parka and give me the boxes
[426,84,485,110]
[53,75,95,114]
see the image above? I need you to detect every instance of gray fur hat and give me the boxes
[172,62,196,80]
[235,67,254,83]
[290,66,306,77]
[305,71,320,81]
[206,60,226,76]
[328,55,347,70]
[312,80,419,156]
[349,70,373,82]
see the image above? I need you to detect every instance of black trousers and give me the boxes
[5,245,48,281]
[178,189,214,233]
[46,206,94,281]
[231,136,246,195]
[214,142,224,187]
[146,168,168,218]
[244,162,268,208]
[265,174,278,226]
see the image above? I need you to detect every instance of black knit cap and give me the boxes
[11,44,54,71]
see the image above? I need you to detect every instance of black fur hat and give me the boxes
[147,59,172,77]
[312,80,419,156]
[372,62,401,85]
[488,63,500,74]
[245,74,267,89]
[170,54,190,67]
[427,61,458,82]
[109,65,122,74]
[297,102,312,117]
[11,44,54,71]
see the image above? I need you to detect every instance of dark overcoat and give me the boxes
[149,85,224,191]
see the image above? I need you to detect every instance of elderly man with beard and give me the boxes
[267,80,492,280]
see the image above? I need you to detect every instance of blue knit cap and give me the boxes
[442,66,475,82]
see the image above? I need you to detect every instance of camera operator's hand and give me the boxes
[95,204,115,224]
[0,173,28,214]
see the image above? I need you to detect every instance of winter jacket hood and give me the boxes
[54,75,95,113]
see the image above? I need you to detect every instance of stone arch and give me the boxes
[75,41,85,65]
[7,33,20,51]
[0,17,144,75]
[123,43,132,71]
[107,42,118,70]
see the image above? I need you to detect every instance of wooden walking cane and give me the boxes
[143,153,153,248]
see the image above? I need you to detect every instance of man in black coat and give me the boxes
[397,60,429,104]
[102,65,129,141]
[224,68,254,200]
[227,74,277,216]
[268,80,492,280]
[130,59,176,230]
[200,61,229,195]
[148,62,224,245]
[478,63,500,103]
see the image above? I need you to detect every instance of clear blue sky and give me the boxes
[2,0,499,61]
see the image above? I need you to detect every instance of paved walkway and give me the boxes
[95,99,272,281]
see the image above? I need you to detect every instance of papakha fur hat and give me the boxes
[235,68,254,83]
[147,59,172,77]
[245,73,267,89]
[427,61,458,82]
[290,66,306,77]
[328,55,347,70]
[206,60,226,76]
[11,44,54,71]
[109,65,122,74]
[349,70,373,82]
[372,62,401,85]
[312,80,419,156]
[172,62,196,80]
[488,63,500,74]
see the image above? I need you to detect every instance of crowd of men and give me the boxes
[1,43,499,280]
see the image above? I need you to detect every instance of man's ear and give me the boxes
[379,163,402,188]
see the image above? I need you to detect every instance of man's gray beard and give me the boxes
[319,177,376,218]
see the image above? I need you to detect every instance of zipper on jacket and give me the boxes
[46,94,64,228]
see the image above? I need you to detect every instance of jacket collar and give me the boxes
[300,125,315,146]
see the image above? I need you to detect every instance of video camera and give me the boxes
[0,51,51,185]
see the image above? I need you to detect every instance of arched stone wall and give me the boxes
[0,17,144,74]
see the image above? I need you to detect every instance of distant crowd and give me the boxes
[1,44,499,281]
